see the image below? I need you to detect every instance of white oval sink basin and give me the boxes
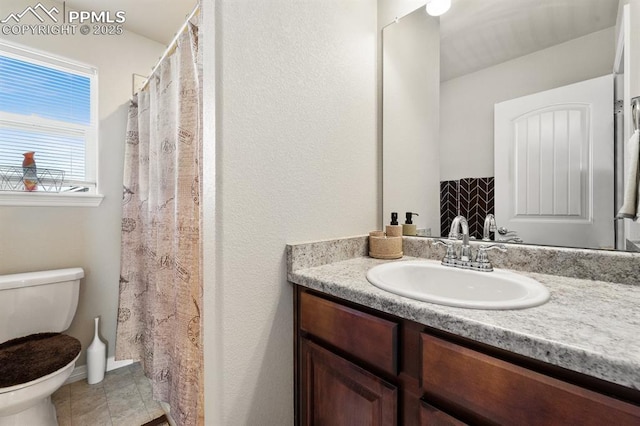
[366,260,549,310]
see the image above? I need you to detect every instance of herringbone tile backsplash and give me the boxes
[440,177,494,239]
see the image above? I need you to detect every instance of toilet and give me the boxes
[0,268,84,426]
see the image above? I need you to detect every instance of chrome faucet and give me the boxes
[432,214,507,272]
[448,215,471,263]
[482,214,497,241]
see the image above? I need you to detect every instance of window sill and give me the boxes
[0,191,104,207]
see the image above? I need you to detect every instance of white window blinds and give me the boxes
[0,40,97,191]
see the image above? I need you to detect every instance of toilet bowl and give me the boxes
[0,268,84,426]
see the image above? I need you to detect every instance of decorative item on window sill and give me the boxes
[22,151,37,191]
[0,165,65,192]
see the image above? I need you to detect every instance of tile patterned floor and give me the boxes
[52,363,169,426]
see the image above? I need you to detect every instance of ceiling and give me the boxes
[60,0,196,45]
[58,0,618,81]
[440,0,619,81]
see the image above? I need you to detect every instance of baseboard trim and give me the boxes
[107,357,134,371]
[65,365,87,384]
[64,357,134,385]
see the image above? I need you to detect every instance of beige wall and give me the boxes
[0,0,164,365]
[440,27,616,181]
[202,0,378,424]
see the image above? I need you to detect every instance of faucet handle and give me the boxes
[474,244,506,267]
[474,244,507,271]
[497,237,523,243]
[433,239,457,264]
[497,227,515,236]
[478,243,507,252]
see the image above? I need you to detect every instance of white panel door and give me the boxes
[495,75,614,249]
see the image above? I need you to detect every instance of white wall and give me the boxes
[203,0,378,424]
[440,27,615,181]
[621,0,640,243]
[376,1,426,228]
[629,0,640,98]
[383,8,440,233]
[0,0,165,365]
[378,0,425,28]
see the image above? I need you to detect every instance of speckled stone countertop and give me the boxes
[287,236,640,390]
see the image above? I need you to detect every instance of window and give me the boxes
[0,39,101,206]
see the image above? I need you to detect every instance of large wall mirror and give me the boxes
[382,0,640,251]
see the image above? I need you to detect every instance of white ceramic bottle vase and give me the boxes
[87,316,106,384]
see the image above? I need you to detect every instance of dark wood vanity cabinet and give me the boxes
[294,286,640,426]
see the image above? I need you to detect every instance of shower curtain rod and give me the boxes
[139,4,200,92]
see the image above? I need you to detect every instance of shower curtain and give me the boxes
[116,14,203,426]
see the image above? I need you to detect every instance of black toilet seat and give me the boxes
[0,333,81,388]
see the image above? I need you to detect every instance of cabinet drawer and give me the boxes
[420,400,467,426]
[421,333,640,425]
[300,291,398,375]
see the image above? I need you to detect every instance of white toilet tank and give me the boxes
[0,268,84,343]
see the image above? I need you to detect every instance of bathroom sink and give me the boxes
[366,260,549,309]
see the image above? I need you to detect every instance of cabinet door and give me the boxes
[300,338,397,426]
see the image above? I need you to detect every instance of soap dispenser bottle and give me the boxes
[403,212,419,236]
[386,212,402,237]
